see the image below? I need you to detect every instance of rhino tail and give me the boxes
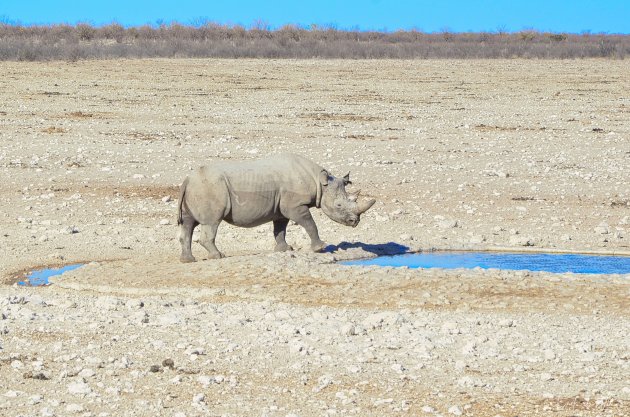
[177,177,189,225]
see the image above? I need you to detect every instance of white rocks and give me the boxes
[457,376,484,387]
[64,226,80,234]
[594,223,610,234]
[161,195,172,203]
[436,218,459,229]
[339,323,358,336]
[498,319,514,328]
[156,312,182,326]
[362,312,404,329]
[509,235,535,246]
[461,341,477,355]
[422,405,436,413]
[540,373,554,381]
[67,380,92,395]
[448,405,463,415]
[441,321,461,335]
[373,398,394,406]
[66,403,85,413]
[78,368,96,378]
[469,234,486,244]
[192,393,205,405]
[159,219,170,226]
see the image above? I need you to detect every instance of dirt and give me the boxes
[0,59,629,417]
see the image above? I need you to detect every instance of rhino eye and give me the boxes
[335,202,342,208]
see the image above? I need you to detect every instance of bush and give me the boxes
[0,23,627,60]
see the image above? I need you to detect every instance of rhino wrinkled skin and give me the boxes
[177,153,376,262]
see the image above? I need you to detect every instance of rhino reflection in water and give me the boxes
[177,153,376,262]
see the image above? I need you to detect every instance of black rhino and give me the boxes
[177,153,375,262]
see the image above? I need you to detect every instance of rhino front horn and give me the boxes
[355,198,376,215]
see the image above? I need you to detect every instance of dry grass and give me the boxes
[0,22,628,60]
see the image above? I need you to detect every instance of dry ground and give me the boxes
[0,59,629,417]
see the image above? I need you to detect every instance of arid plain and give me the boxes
[1,59,629,416]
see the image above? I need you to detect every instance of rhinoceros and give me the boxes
[177,153,376,262]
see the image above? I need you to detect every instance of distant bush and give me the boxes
[0,22,628,60]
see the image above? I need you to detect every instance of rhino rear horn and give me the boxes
[355,198,376,215]
[348,189,361,202]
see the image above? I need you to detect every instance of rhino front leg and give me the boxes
[286,206,326,252]
[198,223,224,259]
[273,218,294,252]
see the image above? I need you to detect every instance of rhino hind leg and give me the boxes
[179,216,198,263]
[273,218,294,252]
[198,223,224,259]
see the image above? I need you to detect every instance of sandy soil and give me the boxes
[0,59,629,416]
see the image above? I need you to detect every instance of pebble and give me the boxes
[67,381,92,395]
[509,235,535,246]
[448,405,463,415]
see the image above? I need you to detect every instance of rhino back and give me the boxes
[214,154,323,225]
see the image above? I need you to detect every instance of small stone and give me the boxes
[437,219,459,229]
[340,323,357,336]
[78,368,95,378]
[162,358,175,369]
[162,196,172,203]
[65,226,79,234]
[540,372,554,381]
[509,235,535,246]
[192,393,205,404]
[149,365,161,373]
[197,375,213,386]
[159,219,170,226]
[422,405,436,413]
[67,381,92,395]
[23,371,49,380]
[66,403,85,413]
[448,405,463,415]
[594,223,609,234]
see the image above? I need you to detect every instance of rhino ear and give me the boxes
[319,170,329,186]
[343,172,352,185]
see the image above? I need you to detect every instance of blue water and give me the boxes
[342,252,630,275]
[18,264,84,286]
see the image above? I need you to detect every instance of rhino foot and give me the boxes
[180,255,197,263]
[274,243,294,252]
[311,241,327,253]
[207,251,225,260]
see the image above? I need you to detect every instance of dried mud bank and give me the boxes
[0,59,629,416]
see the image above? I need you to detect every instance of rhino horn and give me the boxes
[355,198,375,215]
[348,189,361,202]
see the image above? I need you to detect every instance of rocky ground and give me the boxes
[0,59,629,416]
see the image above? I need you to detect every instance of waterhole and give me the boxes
[18,264,84,286]
[342,252,630,275]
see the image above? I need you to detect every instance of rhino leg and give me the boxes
[273,218,293,252]
[285,206,326,252]
[198,223,224,259]
[179,216,198,263]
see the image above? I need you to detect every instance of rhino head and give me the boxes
[319,171,376,227]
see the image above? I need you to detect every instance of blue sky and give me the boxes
[1,1,629,33]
